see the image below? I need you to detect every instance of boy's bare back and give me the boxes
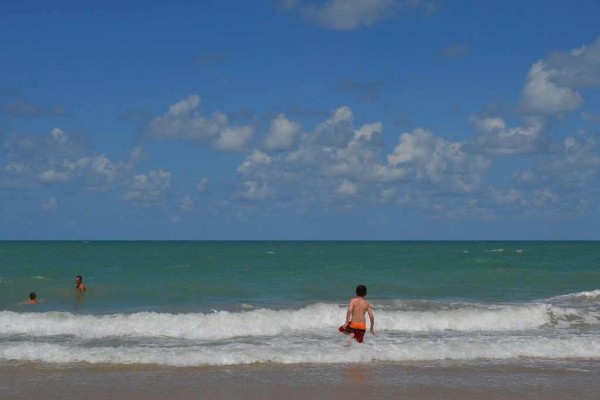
[349,297,370,323]
[342,285,375,337]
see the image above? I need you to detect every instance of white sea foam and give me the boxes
[0,336,598,366]
[0,303,596,341]
[553,290,600,301]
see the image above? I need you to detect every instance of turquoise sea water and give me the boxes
[0,241,598,366]
[1,241,598,312]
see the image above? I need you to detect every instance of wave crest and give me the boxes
[0,302,596,340]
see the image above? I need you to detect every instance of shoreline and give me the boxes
[2,360,598,400]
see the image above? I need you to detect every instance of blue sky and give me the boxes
[1,0,599,240]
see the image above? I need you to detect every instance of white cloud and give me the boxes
[41,196,57,213]
[4,162,28,176]
[39,169,70,183]
[169,95,200,116]
[487,187,525,207]
[508,132,600,216]
[311,105,355,147]
[0,128,137,190]
[336,179,358,196]
[237,106,387,201]
[196,178,210,193]
[262,113,302,151]
[122,169,171,203]
[520,61,583,114]
[180,195,195,211]
[237,180,274,201]
[532,188,558,208]
[471,116,547,155]
[129,146,147,163]
[387,128,490,193]
[89,155,122,184]
[51,128,68,144]
[212,126,254,153]
[238,151,272,175]
[146,94,254,153]
[519,38,600,115]
[295,0,439,31]
[237,106,490,209]
[545,38,600,88]
[517,133,600,187]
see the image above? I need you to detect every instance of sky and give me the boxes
[1,0,600,240]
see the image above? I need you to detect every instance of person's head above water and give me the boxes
[75,275,83,283]
[355,285,367,297]
[29,292,36,301]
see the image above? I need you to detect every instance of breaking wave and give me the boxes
[0,301,597,341]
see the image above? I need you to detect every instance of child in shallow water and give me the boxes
[338,284,375,343]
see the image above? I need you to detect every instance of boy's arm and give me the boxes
[343,300,354,327]
[368,305,375,334]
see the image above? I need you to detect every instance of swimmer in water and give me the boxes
[75,275,86,292]
[26,292,37,304]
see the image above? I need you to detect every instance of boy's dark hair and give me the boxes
[355,285,367,297]
[76,275,83,280]
[29,292,36,300]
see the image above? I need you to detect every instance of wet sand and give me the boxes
[1,361,598,400]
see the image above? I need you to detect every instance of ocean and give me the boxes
[1,241,599,399]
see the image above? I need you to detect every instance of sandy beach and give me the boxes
[2,360,598,400]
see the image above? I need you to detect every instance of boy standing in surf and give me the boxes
[339,285,375,343]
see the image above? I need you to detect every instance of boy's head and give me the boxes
[29,292,36,300]
[355,285,367,297]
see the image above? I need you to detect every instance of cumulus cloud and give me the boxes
[180,195,195,211]
[336,179,358,196]
[516,132,600,189]
[487,187,525,207]
[0,128,134,189]
[471,116,547,155]
[212,126,254,153]
[261,113,302,151]
[519,38,600,115]
[237,106,490,208]
[237,151,272,175]
[145,94,254,153]
[122,170,171,204]
[520,61,583,114]
[0,126,178,209]
[387,128,490,193]
[544,38,600,88]
[237,106,387,202]
[238,180,274,201]
[503,132,600,216]
[128,146,147,164]
[281,0,441,31]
